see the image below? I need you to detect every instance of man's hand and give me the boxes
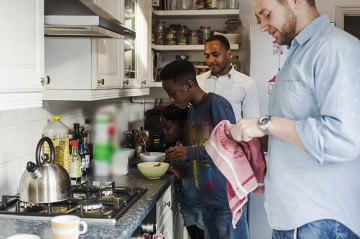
[165,146,187,161]
[230,117,265,142]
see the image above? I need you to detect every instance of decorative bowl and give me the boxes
[214,32,241,44]
[137,162,169,179]
[139,152,165,162]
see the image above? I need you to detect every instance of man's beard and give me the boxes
[277,8,297,45]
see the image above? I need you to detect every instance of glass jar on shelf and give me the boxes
[200,25,211,43]
[225,19,242,33]
[155,32,166,45]
[188,28,199,45]
[207,0,218,9]
[229,55,241,72]
[155,20,166,33]
[178,29,188,45]
[170,0,178,10]
[166,27,177,45]
[179,0,192,9]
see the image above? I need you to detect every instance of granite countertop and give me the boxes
[0,165,174,239]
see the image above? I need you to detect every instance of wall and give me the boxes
[0,96,160,196]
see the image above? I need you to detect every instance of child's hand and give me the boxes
[165,146,187,161]
[168,162,181,178]
[136,130,149,147]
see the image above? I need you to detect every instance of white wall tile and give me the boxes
[18,108,32,124]
[19,122,34,157]
[0,163,4,195]
[1,125,21,162]
[4,158,20,195]
[2,110,18,126]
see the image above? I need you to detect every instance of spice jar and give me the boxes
[166,27,177,45]
[155,20,166,33]
[178,31,187,45]
[155,32,166,45]
[188,29,199,45]
[200,25,211,43]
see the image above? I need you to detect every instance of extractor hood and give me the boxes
[45,0,136,39]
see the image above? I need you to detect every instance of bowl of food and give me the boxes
[139,152,165,162]
[124,148,135,160]
[137,162,169,179]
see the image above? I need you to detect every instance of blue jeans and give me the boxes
[202,203,248,239]
[272,219,359,239]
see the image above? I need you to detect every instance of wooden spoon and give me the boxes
[153,155,166,167]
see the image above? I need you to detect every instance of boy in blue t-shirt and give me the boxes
[161,60,248,239]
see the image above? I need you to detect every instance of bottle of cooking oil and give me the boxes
[42,116,71,174]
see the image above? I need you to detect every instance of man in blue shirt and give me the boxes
[231,0,360,238]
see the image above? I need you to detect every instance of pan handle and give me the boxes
[35,137,55,167]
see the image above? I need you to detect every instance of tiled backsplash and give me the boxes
[0,97,158,196]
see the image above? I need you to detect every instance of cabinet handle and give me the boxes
[164,201,171,207]
[123,79,129,85]
[41,76,50,85]
[98,79,105,86]
[142,80,146,85]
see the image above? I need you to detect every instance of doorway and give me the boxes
[336,5,360,39]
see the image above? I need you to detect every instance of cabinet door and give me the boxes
[156,185,174,238]
[135,0,152,88]
[93,0,122,89]
[93,38,122,89]
[0,0,44,110]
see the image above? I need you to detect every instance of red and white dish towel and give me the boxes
[205,120,266,229]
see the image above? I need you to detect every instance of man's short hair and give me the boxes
[161,104,188,128]
[277,0,315,7]
[205,35,230,50]
[160,60,198,86]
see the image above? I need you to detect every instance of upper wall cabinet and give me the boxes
[0,0,44,110]
[43,0,151,101]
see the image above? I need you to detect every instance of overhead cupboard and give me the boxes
[0,0,44,110]
[43,0,152,101]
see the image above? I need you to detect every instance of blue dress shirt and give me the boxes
[266,15,360,236]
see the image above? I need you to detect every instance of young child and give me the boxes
[161,60,245,239]
[137,104,205,239]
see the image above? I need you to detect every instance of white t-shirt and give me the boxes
[197,67,260,120]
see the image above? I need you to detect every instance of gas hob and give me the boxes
[0,181,147,223]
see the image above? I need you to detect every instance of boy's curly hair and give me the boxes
[161,104,188,128]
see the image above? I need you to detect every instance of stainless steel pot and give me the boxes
[19,137,71,203]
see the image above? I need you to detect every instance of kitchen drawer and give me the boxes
[156,185,172,225]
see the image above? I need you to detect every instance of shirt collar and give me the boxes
[208,66,233,79]
[293,15,330,46]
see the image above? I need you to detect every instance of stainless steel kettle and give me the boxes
[19,137,72,203]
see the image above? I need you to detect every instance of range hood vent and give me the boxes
[45,0,135,39]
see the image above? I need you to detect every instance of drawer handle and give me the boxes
[41,76,50,85]
[142,80,146,85]
[164,201,171,207]
[98,79,105,86]
[123,79,129,85]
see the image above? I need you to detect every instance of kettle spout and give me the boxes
[26,161,42,179]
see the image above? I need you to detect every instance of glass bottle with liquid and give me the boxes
[70,140,82,182]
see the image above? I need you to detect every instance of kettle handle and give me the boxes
[36,137,55,167]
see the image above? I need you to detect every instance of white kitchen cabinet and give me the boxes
[156,185,174,238]
[43,0,151,101]
[150,9,240,86]
[0,0,44,110]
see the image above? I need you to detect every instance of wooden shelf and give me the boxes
[152,43,238,51]
[152,9,239,19]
